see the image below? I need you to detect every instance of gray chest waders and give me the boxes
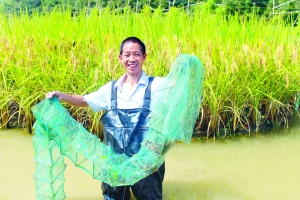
[100,77,154,157]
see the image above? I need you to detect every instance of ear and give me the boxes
[143,53,147,59]
[118,54,122,61]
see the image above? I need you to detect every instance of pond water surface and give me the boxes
[0,127,300,200]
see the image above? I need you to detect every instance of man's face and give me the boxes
[119,42,146,76]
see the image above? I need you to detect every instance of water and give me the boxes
[1,128,300,200]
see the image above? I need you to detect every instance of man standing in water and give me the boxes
[46,36,165,200]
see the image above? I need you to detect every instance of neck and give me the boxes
[123,72,142,87]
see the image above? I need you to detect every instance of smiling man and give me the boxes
[46,36,165,200]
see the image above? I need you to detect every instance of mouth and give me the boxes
[128,63,137,69]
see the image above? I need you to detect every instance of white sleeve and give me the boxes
[150,77,166,111]
[84,82,112,112]
[151,77,165,92]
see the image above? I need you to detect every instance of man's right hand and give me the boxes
[46,91,88,107]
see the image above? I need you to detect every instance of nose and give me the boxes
[128,54,135,61]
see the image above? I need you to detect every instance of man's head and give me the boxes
[119,37,147,77]
[119,36,146,55]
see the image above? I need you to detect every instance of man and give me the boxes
[46,36,165,200]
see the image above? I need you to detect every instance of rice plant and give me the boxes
[0,7,299,139]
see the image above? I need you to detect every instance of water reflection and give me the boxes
[0,127,300,199]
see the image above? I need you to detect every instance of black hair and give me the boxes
[119,36,146,55]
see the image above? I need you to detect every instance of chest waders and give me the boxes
[100,77,165,200]
[100,77,154,157]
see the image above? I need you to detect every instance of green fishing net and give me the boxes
[32,54,205,199]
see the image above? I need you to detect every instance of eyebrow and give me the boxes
[123,50,142,54]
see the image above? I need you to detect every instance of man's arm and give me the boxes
[46,91,88,107]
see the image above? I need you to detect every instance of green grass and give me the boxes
[0,7,299,138]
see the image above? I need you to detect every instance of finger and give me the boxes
[46,92,53,98]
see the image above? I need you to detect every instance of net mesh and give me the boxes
[32,54,205,199]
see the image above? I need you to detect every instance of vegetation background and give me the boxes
[0,0,300,18]
[0,0,299,140]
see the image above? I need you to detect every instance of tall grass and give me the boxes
[0,7,299,138]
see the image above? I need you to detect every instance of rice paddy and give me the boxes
[0,7,299,139]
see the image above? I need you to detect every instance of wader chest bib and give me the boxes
[100,77,154,157]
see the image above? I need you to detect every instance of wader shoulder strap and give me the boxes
[111,80,118,116]
[143,77,154,116]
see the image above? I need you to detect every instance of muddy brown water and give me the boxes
[1,127,300,200]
